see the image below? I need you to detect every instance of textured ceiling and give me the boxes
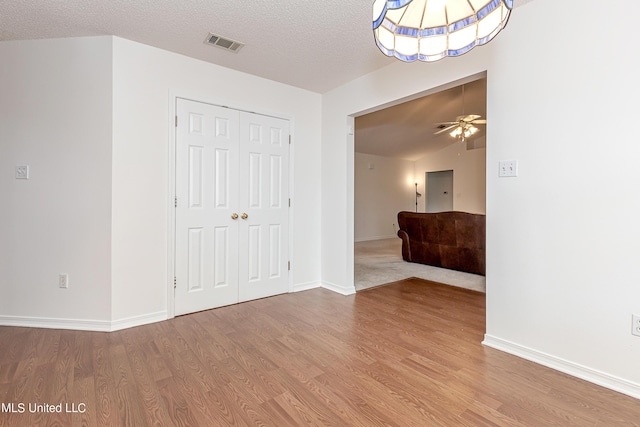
[1,1,533,160]
[0,0,393,93]
[1,0,535,94]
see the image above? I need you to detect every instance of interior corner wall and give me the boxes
[414,142,486,214]
[111,37,323,322]
[354,153,415,241]
[0,37,113,328]
[322,0,640,398]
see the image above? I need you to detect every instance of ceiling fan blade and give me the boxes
[470,119,487,125]
[434,124,458,135]
[460,114,481,122]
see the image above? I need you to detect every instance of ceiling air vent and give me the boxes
[204,33,244,53]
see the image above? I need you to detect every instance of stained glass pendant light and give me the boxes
[373,0,513,62]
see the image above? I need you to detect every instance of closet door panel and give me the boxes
[175,99,240,315]
[238,112,290,302]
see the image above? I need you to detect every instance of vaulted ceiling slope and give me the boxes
[1,0,536,93]
[356,77,487,160]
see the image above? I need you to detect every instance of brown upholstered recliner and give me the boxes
[397,211,485,276]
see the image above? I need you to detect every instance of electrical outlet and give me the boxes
[59,273,69,289]
[15,165,29,179]
[498,160,518,177]
[633,314,640,337]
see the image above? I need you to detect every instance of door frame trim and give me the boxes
[166,91,295,319]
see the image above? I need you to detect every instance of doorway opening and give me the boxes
[426,170,454,213]
[353,75,487,293]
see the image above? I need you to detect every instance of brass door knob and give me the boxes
[231,213,239,220]
[241,213,248,220]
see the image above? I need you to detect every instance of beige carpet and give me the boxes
[354,238,486,293]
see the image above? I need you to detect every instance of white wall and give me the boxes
[483,0,640,396]
[111,37,323,323]
[354,153,415,241]
[322,0,640,397]
[0,37,113,328]
[355,131,486,242]
[0,35,322,329]
[415,142,486,214]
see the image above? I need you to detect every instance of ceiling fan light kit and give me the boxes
[373,0,512,62]
[450,122,478,138]
[439,113,486,143]
[434,85,487,143]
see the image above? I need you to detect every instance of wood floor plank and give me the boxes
[72,375,97,427]
[1,278,640,426]
[155,376,210,427]
[118,330,172,426]
[91,334,119,427]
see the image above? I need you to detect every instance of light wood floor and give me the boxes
[1,278,639,426]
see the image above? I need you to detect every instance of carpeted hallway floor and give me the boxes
[354,238,486,292]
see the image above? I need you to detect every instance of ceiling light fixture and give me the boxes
[450,121,478,139]
[434,84,486,143]
[373,0,513,62]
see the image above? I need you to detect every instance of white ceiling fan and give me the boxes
[434,85,486,143]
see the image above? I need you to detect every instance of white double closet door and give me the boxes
[175,98,290,316]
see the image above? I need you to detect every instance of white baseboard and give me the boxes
[482,334,640,400]
[0,315,111,332]
[321,281,356,296]
[110,311,168,332]
[0,311,168,332]
[292,281,321,293]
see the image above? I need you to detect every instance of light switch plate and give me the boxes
[59,273,69,289]
[499,160,518,177]
[15,165,29,179]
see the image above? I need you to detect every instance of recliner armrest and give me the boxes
[397,230,411,261]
